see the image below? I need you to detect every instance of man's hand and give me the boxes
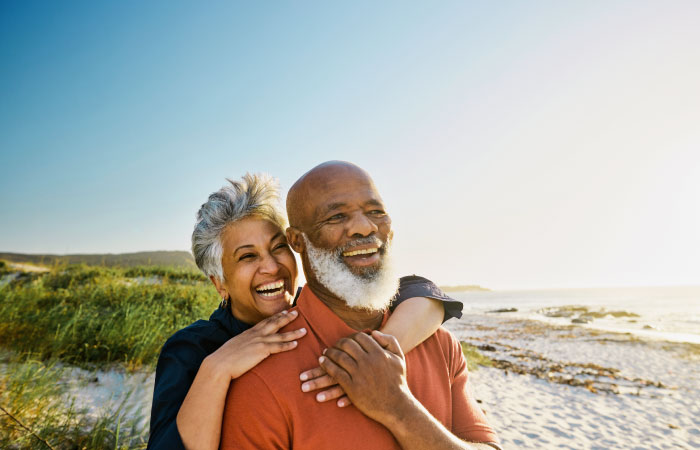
[319,330,414,423]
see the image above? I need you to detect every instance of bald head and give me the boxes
[286,161,378,232]
[285,160,396,312]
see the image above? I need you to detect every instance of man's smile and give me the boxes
[342,245,381,267]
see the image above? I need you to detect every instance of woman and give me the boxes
[147,174,462,450]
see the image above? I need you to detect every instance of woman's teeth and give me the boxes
[343,248,378,257]
[256,280,285,297]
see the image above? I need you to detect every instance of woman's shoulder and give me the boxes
[159,313,231,362]
[397,275,451,301]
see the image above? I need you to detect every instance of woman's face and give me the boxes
[214,216,298,324]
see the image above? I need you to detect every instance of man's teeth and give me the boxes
[256,280,285,297]
[343,248,378,257]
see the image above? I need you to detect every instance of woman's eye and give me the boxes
[239,254,256,261]
[273,243,289,251]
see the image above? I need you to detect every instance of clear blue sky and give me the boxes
[2,1,699,289]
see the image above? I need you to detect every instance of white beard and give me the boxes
[302,234,399,311]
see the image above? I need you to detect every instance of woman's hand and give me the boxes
[299,364,352,407]
[206,309,307,380]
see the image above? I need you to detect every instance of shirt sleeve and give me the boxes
[391,275,464,323]
[147,337,201,450]
[446,333,500,445]
[220,371,291,450]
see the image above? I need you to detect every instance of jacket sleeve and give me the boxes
[147,335,202,450]
[391,275,464,323]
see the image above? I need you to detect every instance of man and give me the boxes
[220,161,500,449]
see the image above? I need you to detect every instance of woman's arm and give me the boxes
[381,296,443,353]
[174,310,306,450]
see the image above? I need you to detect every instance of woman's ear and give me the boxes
[209,275,229,300]
[286,227,305,253]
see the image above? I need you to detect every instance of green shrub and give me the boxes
[460,342,494,371]
[0,264,218,369]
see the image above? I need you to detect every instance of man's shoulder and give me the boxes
[420,325,461,351]
[408,326,464,373]
[245,307,319,381]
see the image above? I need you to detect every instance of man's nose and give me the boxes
[347,212,379,238]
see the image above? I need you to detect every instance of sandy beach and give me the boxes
[447,313,700,449]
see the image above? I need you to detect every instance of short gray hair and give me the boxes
[192,173,287,281]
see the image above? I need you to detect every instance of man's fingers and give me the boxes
[314,385,345,402]
[371,330,404,357]
[300,374,336,393]
[334,335,367,360]
[319,355,352,386]
[324,347,359,374]
[257,309,298,333]
[352,331,385,354]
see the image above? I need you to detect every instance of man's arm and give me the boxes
[319,331,498,450]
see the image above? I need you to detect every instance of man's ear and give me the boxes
[209,275,229,300]
[286,227,305,253]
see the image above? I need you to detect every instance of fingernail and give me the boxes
[322,348,327,355]
[299,328,306,333]
[338,399,347,407]
[301,383,310,392]
[318,356,325,364]
[290,310,298,316]
[281,310,288,315]
[316,393,325,401]
[300,373,308,381]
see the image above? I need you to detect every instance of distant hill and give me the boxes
[439,284,490,292]
[0,251,197,269]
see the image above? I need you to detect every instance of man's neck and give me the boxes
[307,280,385,331]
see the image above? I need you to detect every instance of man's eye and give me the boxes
[369,210,385,215]
[327,214,344,221]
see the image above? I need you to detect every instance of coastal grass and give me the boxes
[460,342,493,371]
[0,264,218,370]
[0,354,147,449]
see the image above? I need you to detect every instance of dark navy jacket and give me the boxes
[147,275,462,449]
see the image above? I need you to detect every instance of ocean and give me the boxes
[451,286,700,344]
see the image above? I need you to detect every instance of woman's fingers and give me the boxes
[266,340,299,354]
[257,309,298,334]
[299,366,326,382]
[336,395,352,408]
[314,385,345,402]
[268,327,307,342]
[300,374,335,392]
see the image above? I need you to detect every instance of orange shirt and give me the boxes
[220,285,499,449]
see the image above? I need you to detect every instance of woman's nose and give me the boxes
[258,253,281,274]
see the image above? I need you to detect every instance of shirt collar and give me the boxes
[297,285,389,349]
